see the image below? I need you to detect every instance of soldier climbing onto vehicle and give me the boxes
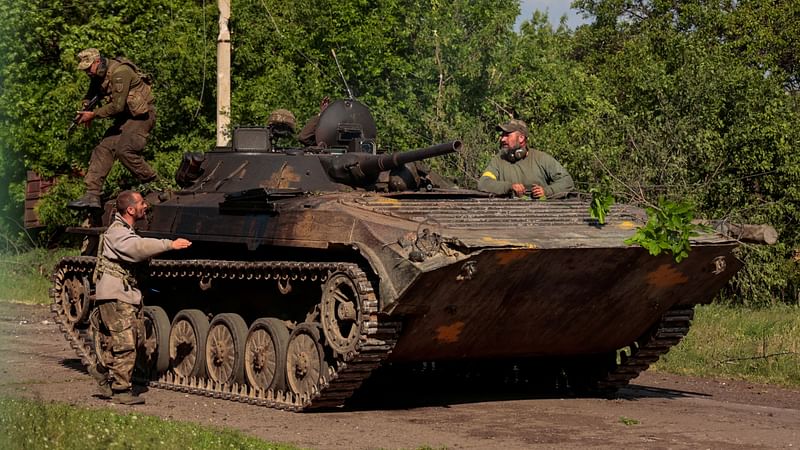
[68,48,158,209]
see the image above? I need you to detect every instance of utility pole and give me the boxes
[217,0,231,147]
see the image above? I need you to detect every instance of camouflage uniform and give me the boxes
[76,52,157,205]
[94,213,174,392]
[96,300,141,392]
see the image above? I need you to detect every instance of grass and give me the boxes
[0,248,78,304]
[0,397,299,450]
[618,416,639,426]
[653,303,800,388]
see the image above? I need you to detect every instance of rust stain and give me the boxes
[481,236,536,248]
[646,264,689,289]
[262,164,301,189]
[495,250,531,266]
[372,198,400,205]
[435,321,465,344]
[280,211,314,238]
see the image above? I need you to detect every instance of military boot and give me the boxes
[68,193,101,209]
[111,390,145,405]
[86,363,113,398]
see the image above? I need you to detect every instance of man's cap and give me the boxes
[268,108,297,131]
[496,119,528,137]
[77,48,100,70]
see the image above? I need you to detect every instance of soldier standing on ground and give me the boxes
[69,48,158,209]
[478,119,574,199]
[88,190,191,404]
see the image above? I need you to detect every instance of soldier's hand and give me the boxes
[511,183,526,197]
[76,111,95,127]
[531,185,546,199]
[171,238,192,250]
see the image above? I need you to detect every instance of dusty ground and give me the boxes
[1,301,798,449]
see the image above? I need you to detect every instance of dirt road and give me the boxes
[1,301,798,449]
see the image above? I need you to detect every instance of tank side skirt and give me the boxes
[50,256,401,411]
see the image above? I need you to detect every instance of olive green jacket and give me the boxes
[95,214,174,305]
[478,149,574,198]
[86,59,153,119]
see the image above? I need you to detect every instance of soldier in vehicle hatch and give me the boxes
[87,190,191,404]
[68,48,158,209]
[478,119,574,199]
[267,108,297,148]
[298,96,330,147]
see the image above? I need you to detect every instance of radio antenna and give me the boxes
[331,49,354,99]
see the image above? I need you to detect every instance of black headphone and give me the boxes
[506,146,528,162]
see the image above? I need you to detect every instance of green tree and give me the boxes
[572,0,800,305]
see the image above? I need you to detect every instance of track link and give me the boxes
[51,256,401,411]
[596,306,695,391]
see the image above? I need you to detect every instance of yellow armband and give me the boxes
[481,171,497,180]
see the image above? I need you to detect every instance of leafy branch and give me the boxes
[589,187,615,225]
[624,198,703,263]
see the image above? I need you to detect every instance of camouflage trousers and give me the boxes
[84,107,157,196]
[97,300,143,391]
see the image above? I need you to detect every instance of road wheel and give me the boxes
[205,313,248,385]
[168,309,209,379]
[244,318,290,392]
[286,323,326,397]
[136,306,170,377]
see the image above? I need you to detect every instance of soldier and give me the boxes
[87,190,191,404]
[267,108,297,148]
[69,48,158,209]
[478,119,574,199]
[298,96,330,147]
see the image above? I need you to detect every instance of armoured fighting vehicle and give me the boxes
[50,99,743,411]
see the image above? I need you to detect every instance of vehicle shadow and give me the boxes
[336,363,709,412]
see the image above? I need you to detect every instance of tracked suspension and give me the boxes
[597,307,695,391]
[51,256,693,407]
[50,256,401,411]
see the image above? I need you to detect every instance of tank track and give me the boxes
[596,306,695,392]
[50,256,401,411]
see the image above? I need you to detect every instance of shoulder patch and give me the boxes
[481,171,497,180]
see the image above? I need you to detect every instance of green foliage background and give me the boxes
[0,0,797,305]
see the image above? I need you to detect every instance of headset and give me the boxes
[505,146,528,162]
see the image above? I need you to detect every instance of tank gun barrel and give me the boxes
[323,140,462,187]
[363,140,462,175]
